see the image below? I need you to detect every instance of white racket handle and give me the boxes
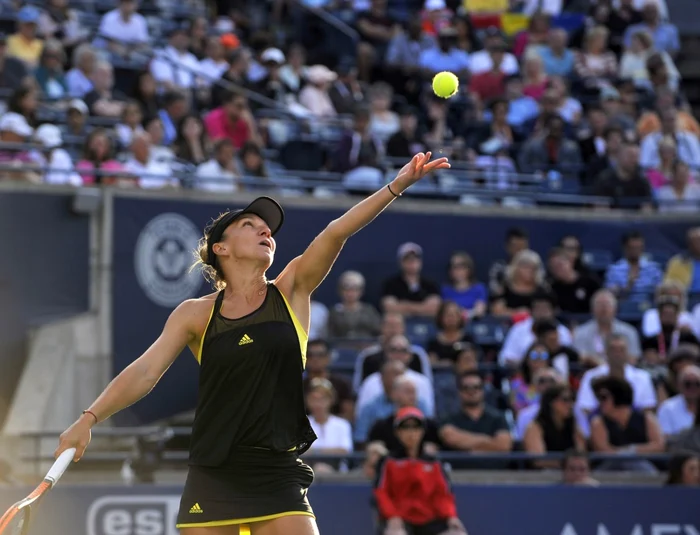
[46,448,76,486]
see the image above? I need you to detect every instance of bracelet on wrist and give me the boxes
[387,183,401,198]
[82,410,98,424]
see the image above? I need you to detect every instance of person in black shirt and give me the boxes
[439,371,513,469]
[593,142,653,209]
[426,301,474,364]
[0,34,28,91]
[382,242,441,317]
[590,376,665,469]
[524,384,583,469]
[83,61,128,118]
[55,151,452,535]
[547,247,600,314]
[386,105,427,158]
[356,0,397,81]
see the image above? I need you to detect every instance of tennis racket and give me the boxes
[0,448,76,535]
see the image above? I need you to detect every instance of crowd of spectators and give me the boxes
[0,0,697,210]
[299,224,700,489]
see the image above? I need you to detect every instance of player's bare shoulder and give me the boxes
[176,292,219,337]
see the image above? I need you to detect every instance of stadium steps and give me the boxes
[0,314,115,481]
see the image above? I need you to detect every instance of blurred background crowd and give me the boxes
[0,0,697,210]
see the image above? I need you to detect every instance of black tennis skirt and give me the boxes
[176,447,315,529]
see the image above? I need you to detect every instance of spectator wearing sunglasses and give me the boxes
[437,345,509,421]
[511,343,555,413]
[590,376,665,472]
[515,368,563,439]
[658,365,700,439]
[439,371,512,465]
[524,384,586,469]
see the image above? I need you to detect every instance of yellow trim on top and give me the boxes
[196,299,217,364]
[277,290,309,368]
[176,511,315,528]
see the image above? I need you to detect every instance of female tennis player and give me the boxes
[54,152,449,535]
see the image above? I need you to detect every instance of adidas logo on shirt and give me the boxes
[238,334,254,346]
[189,503,203,514]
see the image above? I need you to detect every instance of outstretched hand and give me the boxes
[392,152,451,193]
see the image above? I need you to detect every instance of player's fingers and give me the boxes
[74,444,88,462]
[422,152,432,165]
[424,158,450,172]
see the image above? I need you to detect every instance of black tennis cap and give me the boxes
[205,196,285,267]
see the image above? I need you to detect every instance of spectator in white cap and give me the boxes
[381,242,441,318]
[252,48,295,106]
[420,0,454,37]
[0,112,39,181]
[150,23,201,91]
[7,5,44,68]
[299,65,338,118]
[0,111,33,159]
[32,123,82,186]
[60,99,91,149]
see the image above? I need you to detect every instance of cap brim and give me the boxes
[395,416,425,428]
[239,196,285,236]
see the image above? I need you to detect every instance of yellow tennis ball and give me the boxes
[432,71,459,99]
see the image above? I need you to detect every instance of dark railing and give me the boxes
[19,429,673,470]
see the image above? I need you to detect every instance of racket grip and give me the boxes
[46,448,77,485]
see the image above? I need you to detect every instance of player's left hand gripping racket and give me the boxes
[0,448,76,535]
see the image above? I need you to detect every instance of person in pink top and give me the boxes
[76,128,125,185]
[522,56,549,100]
[645,136,677,189]
[204,91,261,150]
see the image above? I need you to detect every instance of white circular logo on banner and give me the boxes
[134,213,201,308]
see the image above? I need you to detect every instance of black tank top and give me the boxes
[189,284,317,467]
[603,410,648,447]
[539,418,576,452]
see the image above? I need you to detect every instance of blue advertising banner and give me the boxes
[111,195,694,424]
[0,483,697,535]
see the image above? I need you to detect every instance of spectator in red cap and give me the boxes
[374,407,467,535]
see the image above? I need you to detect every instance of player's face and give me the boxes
[217,214,275,267]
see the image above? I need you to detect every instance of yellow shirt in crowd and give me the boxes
[6,34,43,69]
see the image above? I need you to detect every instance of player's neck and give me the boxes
[223,270,268,301]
